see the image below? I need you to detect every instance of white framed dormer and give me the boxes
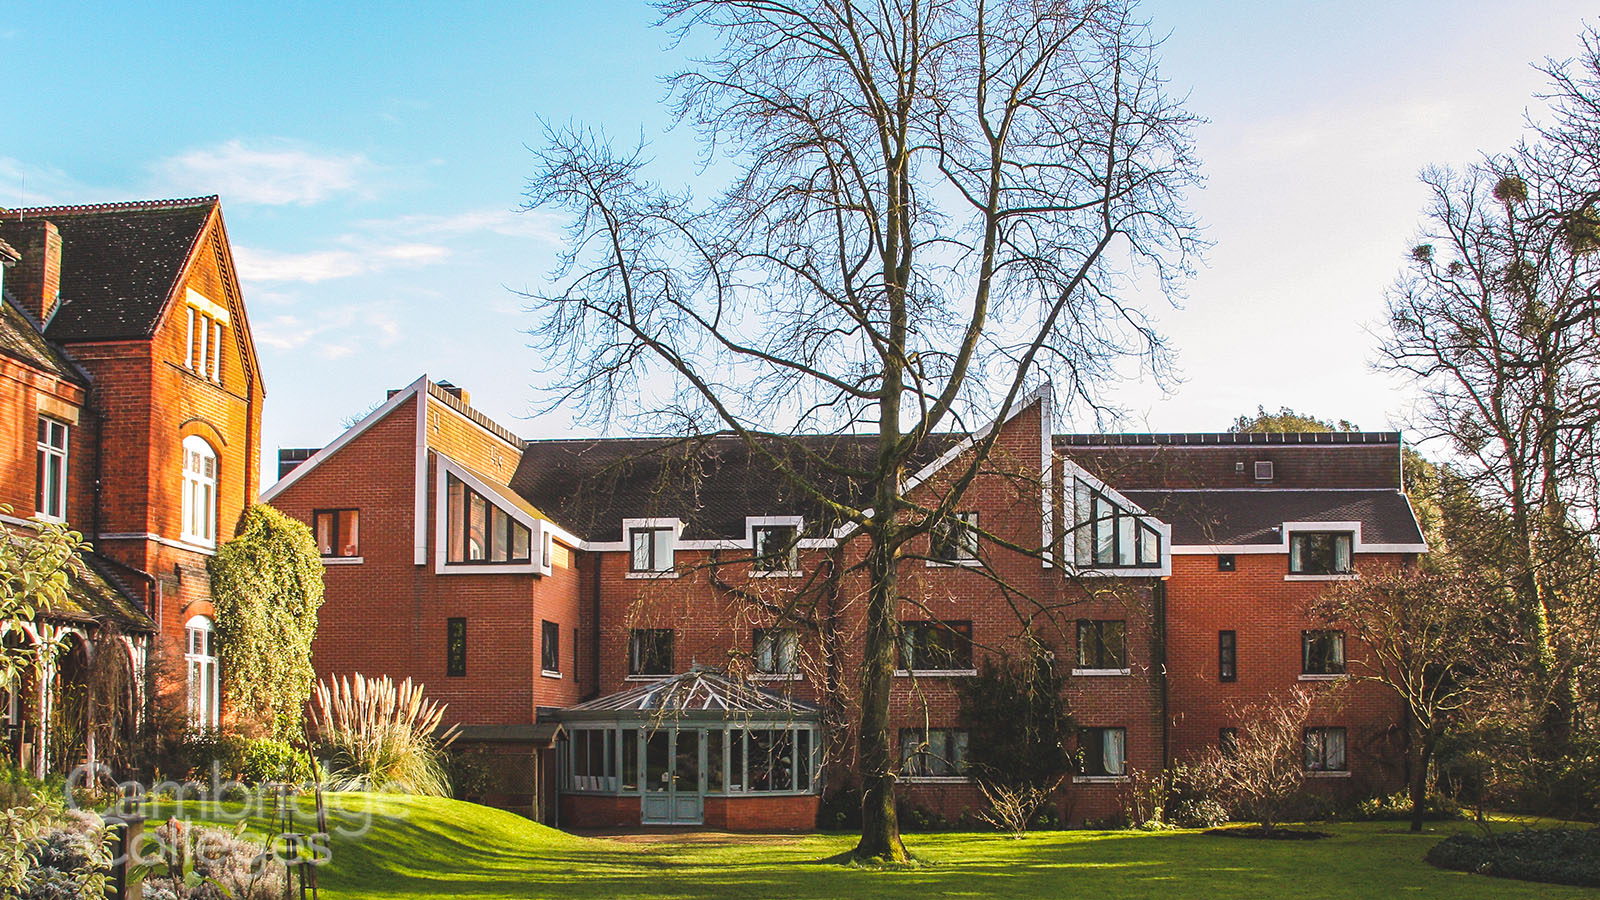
[1059,457,1172,579]
[623,518,682,579]
[746,515,805,577]
[433,453,552,577]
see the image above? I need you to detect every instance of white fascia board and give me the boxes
[261,374,428,504]
[432,452,547,576]
[1170,521,1427,556]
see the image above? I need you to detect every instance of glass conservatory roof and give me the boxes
[560,667,820,721]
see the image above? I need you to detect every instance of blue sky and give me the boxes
[2,1,1593,484]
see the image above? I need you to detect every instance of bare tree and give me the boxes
[1380,28,1600,744]
[1310,564,1503,832]
[1183,688,1325,834]
[523,0,1200,860]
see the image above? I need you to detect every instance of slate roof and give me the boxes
[0,530,155,632]
[0,296,85,384]
[513,431,962,542]
[1119,489,1426,548]
[0,197,217,343]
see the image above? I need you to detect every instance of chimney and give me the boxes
[435,380,470,407]
[6,220,63,325]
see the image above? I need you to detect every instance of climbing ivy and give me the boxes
[208,505,325,740]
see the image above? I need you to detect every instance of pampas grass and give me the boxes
[310,674,459,797]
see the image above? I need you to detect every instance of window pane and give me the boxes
[1138,525,1160,564]
[621,729,639,791]
[652,528,673,571]
[492,506,511,562]
[748,729,774,791]
[730,729,745,791]
[630,530,650,571]
[1117,513,1136,566]
[1094,496,1115,564]
[468,492,488,560]
[338,509,359,556]
[447,477,465,562]
[512,521,532,561]
[1103,621,1126,667]
[315,512,334,555]
[794,730,811,792]
[706,730,725,792]
[645,730,670,792]
[674,730,699,793]
[447,618,467,676]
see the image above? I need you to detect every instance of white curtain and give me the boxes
[1104,728,1126,775]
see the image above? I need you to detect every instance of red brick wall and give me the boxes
[0,355,89,521]
[268,390,586,729]
[1164,551,1408,794]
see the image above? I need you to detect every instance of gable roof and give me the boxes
[0,197,217,343]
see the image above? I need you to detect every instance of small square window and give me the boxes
[930,512,979,562]
[629,527,674,572]
[1304,726,1347,771]
[628,629,674,676]
[1076,620,1127,670]
[314,509,360,558]
[752,525,798,572]
[753,628,799,675]
[1302,630,1346,675]
[1254,460,1274,481]
[1077,727,1127,776]
[1217,554,1236,572]
[898,728,969,777]
[899,621,973,671]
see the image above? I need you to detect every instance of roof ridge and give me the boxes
[3,196,219,218]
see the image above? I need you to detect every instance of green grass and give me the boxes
[145,793,1600,899]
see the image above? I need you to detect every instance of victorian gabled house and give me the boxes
[0,196,263,777]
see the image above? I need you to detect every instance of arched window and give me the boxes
[185,615,220,729]
[181,436,218,546]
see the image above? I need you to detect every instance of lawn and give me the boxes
[147,793,1600,899]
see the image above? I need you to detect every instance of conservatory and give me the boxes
[557,668,823,829]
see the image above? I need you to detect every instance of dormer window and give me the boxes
[1076,484,1161,568]
[752,524,798,572]
[183,289,228,385]
[1289,531,1352,575]
[445,473,531,564]
[629,526,674,573]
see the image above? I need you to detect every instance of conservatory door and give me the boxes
[641,728,704,825]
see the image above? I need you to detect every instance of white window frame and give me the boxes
[927,510,980,566]
[185,614,220,730]
[180,435,218,547]
[184,289,229,385]
[628,524,676,575]
[35,417,69,523]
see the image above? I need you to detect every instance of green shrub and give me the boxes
[817,783,861,830]
[183,733,312,784]
[1343,791,1464,822]
[1426,828,1600,887]
[1170,797,1230,829]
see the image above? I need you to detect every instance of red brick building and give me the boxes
[0,196,263,776]
[269,378,1425,828]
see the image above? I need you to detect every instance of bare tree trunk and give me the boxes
[855,532,907,862]
[1409,731,1434,834]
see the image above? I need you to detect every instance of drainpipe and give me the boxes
[586,552,602,701]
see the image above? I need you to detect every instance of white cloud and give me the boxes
[154,140,371,206]
[234,241,451,284]
[367,208,567,243]
[254,304,401,360]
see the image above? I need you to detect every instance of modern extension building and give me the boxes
[266,376,1427,829]
[0,196,263,777]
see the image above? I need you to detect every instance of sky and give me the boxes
[1,1,1594,486]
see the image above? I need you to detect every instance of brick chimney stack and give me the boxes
[3,219,63,325]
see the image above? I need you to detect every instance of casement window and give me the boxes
[1076,619,1127,671]
[628,629,674,676]
[35,418,68,522]
[899,620,974,672]
[1219,727,1239,757]
[570,729,618,792]
[1218,630,1237,682]
[445,474,532,564]
[929,511,979,562]
[1289,531,1353,575]
[1077,727,1127,777]
[1304,726,1347,772]
[185,615,220,729]
[446,618,467,677]
[314,509,360,558]
[1072,480,1161,568]
[751,524,798,572]
[541,620,561,674]
[183,297,226,385]
[1302,629,1346,676]
[629,527,674,573]
[753,628,799,675]
[899,728,969,778]
[180,435,218,546]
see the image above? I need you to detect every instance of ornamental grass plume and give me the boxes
[310,674,459,797]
